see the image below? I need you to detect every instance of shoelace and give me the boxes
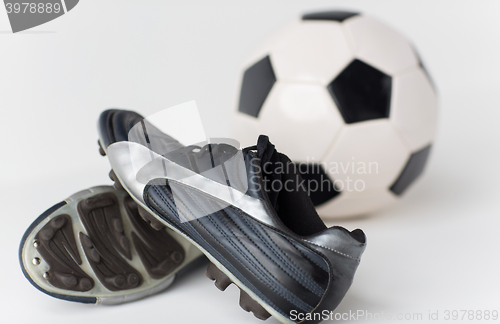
[244,135,283,211]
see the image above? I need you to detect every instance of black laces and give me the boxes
[245,135,283,210]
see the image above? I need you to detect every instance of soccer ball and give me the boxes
[232,10,438,219]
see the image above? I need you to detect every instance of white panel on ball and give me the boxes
[322,119,410,190]
[390,68,438,151]
[317,189,398,218]
[258,81,344,162]
[241,20,302,71]
[271,21,354,84]
[344,16,418,75]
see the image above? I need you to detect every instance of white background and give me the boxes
[0,1,499,323]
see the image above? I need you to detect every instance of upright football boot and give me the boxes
[98,109,366,323]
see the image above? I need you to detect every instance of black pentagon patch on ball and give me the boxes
[328,59,392,124]
[302,11,359,22]
[294,163,340,206]
[238,55,276,118]
[390,145,432,195]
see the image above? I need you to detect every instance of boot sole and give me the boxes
[19,185,201,304]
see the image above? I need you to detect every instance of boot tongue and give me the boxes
[254,135,282,210]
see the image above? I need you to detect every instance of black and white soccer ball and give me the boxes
[232,11,438,219]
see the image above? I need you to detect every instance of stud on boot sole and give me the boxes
[108,169,124,191]
[206,262,232,291]
[98,140,106,156]
[206,262,271,321]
